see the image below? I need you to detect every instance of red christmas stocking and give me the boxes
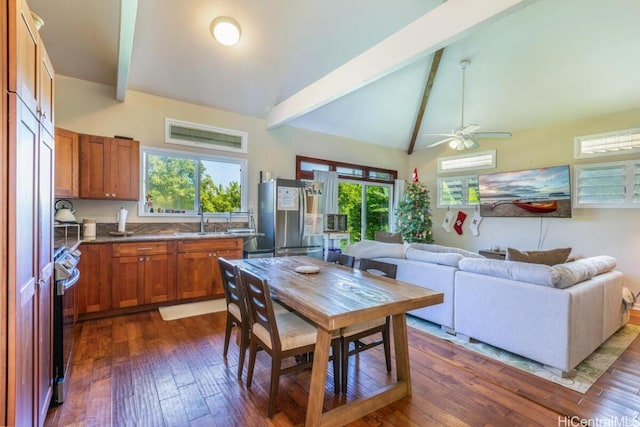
[453,211,467,235]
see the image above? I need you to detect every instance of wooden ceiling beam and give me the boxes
[407,48,444,155]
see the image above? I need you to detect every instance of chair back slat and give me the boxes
[327,252,355,268]
[358,258,397,279]
[219,258,248,320]
[238,268,281,350]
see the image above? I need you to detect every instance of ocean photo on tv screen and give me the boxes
[478,165,572,218]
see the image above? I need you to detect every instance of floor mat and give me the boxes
[158,299,226,321]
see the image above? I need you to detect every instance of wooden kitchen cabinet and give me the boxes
[54,128,79,198]
[111,241,176,308]
[79,134,140,200]
[176,238,242,299]
[6,0,56,424]
[76,244,112,314]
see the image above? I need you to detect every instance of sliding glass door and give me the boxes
[338,181,391,243]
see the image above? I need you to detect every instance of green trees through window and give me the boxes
[338,182,391,243]
[142,149,245,215]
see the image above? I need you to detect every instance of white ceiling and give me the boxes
[29,0,640,152]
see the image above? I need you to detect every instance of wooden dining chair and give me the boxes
[340,258,397,393]
[326,252,355,268]
[219,257,288,380]
[219,257,252,379]
[238,267,341,418]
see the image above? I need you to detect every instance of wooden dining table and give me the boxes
[235,255,443,427]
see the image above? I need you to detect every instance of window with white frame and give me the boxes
[574,160,640,208]
[140,146,248,217]
[437,150,496,173]
[437,175,480,208]
[574,128,640,159]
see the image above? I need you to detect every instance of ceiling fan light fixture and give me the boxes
[463,138,479,150]
[210,16,241,46]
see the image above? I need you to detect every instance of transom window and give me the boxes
[574,128,640,159]
[296,155,397,183]
[140,146,247,218]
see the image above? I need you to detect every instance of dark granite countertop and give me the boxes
[81,231,261,244]
[54,221,261,249]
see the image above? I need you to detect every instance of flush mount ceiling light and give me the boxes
[210,16,241,46]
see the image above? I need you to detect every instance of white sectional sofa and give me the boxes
[344,240,631,376]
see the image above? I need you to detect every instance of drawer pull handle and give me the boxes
[137,247,153,251]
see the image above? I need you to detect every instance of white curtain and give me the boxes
[391,179,406,232]
[313,170,339,214]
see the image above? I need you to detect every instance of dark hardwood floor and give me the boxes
[45,309,640,426]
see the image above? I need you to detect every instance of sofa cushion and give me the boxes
[344,239,407,259]
[553,256,617,289]
[458,258,560,287]
[405,248,463,267]
[374,231,403,243]
[505,247,571,266]
[408,243,486,259]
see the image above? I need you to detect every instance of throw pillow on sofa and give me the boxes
[344,239,407,259]
[408,243,486,259]
[553,255,617,289]
[459,258,560,287]
[405,248,464,267]
[505,247,571,266]
[374,231,404,244]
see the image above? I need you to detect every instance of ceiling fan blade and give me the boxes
[423,133,455,137]
[461,124,481,134]
[427,136,457,148]
[469,131,512,139]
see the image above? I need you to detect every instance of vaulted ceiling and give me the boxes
[29,0,640,152]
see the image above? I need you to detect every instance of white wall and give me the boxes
[54,75,409,224]
[411,107,640,293]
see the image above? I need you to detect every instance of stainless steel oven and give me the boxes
[52,246,81,405]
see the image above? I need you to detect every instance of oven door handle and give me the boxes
[56,269,81,296]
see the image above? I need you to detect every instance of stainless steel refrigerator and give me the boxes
[257,178,324,258]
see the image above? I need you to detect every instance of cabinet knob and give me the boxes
[105,193,110,197]
[111,193,116,197]
[146,257,150,261]
[139,257,144,262]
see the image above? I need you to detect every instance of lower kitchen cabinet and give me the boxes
[176,238,243,299]
[76,243,112,314]
[76,238,242,317]
[111,241,176,308]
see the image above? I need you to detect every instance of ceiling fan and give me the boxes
[426,59,512,150]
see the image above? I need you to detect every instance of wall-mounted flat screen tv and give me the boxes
[478,165,572,218]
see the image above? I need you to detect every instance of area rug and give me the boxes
[158,299,226,321]
[406,315,640,393]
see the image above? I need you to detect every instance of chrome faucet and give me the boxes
[198,203,205,233]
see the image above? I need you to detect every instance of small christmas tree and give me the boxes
[396,169,434,243]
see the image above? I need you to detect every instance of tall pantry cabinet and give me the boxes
[4,0,56,426]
